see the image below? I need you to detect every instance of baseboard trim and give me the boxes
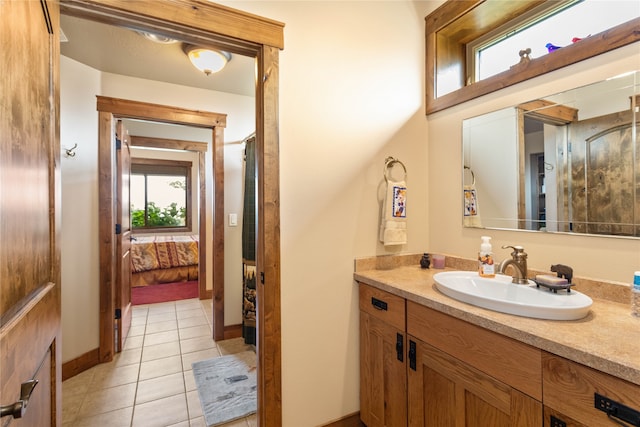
[321,412,364,427]
[62,348,100,381]
[223,323,243,340]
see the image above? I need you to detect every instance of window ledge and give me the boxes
[426,10,640,115]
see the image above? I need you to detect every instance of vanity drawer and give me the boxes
[359,284,405,331]
[407,301,542,400]
[543,352,640,426]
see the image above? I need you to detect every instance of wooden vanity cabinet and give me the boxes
[359,283,638,427]
[359,284,407,427]
[359,283,542,426]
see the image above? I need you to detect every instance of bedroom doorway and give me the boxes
[97,96,225,360]
[127,129,209,306]
[61,2,283,424]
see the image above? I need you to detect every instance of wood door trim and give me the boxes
[97,96,225,350]
[256,45,282,422]
[97,96,227,128]
[130,135,209,152]
[212,125,225,340]
[198,150,210,300]
[97,110,116,362]
[60,0,284,51]
[71,2,283,424]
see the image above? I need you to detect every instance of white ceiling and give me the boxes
[60,14,256,98]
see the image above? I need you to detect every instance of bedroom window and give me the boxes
[131,159,193,232]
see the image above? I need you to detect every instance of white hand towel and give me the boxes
[379,180,407,246]
[463,184,482,227]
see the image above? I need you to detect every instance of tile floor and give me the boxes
[62,298,256,427]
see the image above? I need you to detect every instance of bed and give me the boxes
[130,235,199,287]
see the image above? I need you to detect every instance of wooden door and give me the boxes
[115,120,132,352]
[407,338,542,427]
[0,0,61,425]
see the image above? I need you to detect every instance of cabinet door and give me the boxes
[360,310,407,427]
[407,337,542,427]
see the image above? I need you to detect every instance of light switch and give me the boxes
[229,213,238,227]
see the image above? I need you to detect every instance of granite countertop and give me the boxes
[354,264,640,386]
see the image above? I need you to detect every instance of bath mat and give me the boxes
[192,351,257,426]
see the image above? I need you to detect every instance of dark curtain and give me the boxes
[242,137,256,345]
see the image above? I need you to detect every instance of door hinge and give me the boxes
[115,223,122,235]
[115,137,121,150]
[260,272,265,284]
[114,308,121,320]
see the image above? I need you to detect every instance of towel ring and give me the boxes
[464,165,475,186]
[384,157,407,182]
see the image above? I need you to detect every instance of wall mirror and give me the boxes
[463,70,639,238]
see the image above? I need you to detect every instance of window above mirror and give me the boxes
[425,0,640,114]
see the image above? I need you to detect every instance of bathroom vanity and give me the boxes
[355,256,640,427]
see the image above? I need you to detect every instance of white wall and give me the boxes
[60,57,102,360]
[60,58,253,362]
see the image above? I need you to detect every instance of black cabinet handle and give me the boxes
[594,393,640,426]
[371,297,388,311]
[409,340,417,371]
[396,333,404,362]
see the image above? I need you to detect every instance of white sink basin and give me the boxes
[433,271,592,320]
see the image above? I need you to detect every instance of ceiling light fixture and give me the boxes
[183,44,231,76]
[136,31,178,44]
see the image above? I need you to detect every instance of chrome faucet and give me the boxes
[498,245,529,284]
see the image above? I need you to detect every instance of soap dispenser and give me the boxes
[478,236,495,278]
